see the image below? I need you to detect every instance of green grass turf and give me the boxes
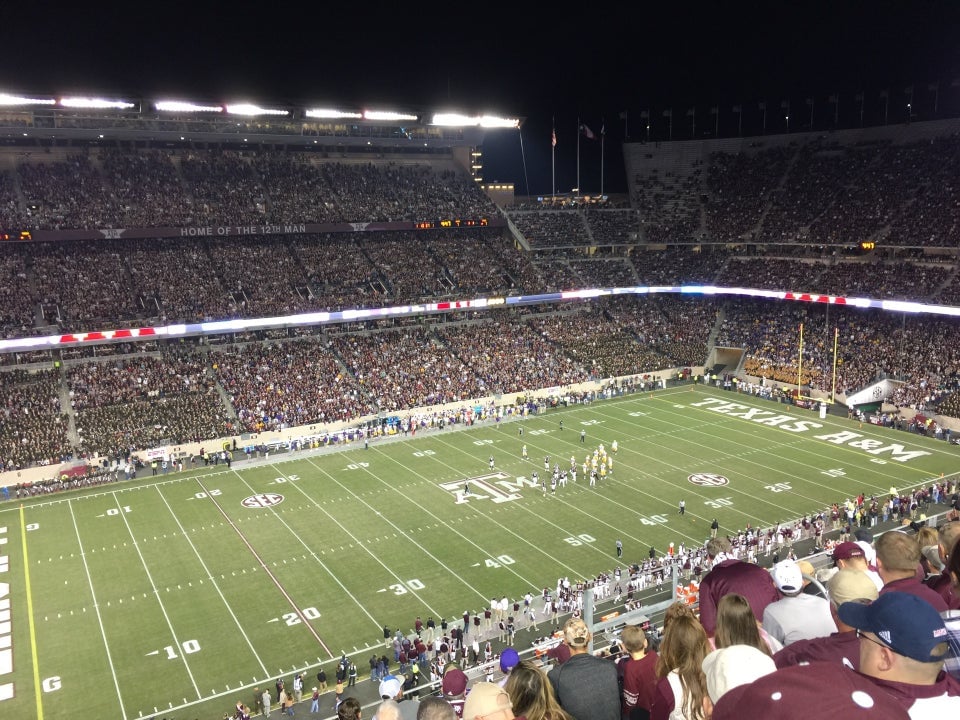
[2,384,956,719]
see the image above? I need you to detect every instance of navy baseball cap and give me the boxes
[838,591,949,663]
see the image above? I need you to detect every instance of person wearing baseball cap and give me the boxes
[763,559,836,646]
[773,568,879,671]
[440,666,467,718]
[377,674,419,720]
[702,644,776,706]
[835,541,883,591]
[546,617,619,720]
[839,591,960,715]
[498,647,520,687]
[462,682,517,720]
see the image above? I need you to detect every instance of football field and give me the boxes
[2,384,956,719]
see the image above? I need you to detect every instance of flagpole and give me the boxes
[797,322,804,398]
[600,120,605,197]
[576,115,581,198]
[831,327,839,405]
[551,117,556,200]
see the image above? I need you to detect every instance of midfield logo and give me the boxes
[440,472,537,504]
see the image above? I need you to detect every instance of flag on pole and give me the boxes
[580,124,596,140]
[551,128,557,147]
[600,121,605,136]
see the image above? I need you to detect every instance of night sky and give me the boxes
[2,1,959,196]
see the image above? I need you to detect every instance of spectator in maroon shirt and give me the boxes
[696,537,780,636]
[875,531,949,612]
[617,624,658,720]
[711,661,909,720]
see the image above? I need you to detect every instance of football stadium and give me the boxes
[2,77,960,719]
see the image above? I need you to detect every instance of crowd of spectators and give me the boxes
[68,353,233,458]
[209,339,375,433]
[631,132,960,249]
[0,369,72,471]
[3,283,960,469]
[508,211,592,248]
[0,150,499,231]
[432,317,591,394]
[1,138,960,468]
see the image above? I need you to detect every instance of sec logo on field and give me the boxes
[242,493,285,508]
[688,473,729,487]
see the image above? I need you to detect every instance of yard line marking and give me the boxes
[274,463,445,620]
[154,485,269,677]
[66,498,127,719]
[110,494,203,700]
[193,475,334,658]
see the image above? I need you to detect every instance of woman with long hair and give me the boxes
[712,593,780,655]
[651,611,709,720]
[504,660,573,720]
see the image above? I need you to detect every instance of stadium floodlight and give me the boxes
[155,101,223,113]
[430,113,518,128]
[0,93,56,106]
[59,96,136,109]
[363,110,418,122]
[432,112,478,126]
[479,115,520,128]
[305,108,363,119]
[224,103,290,117]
